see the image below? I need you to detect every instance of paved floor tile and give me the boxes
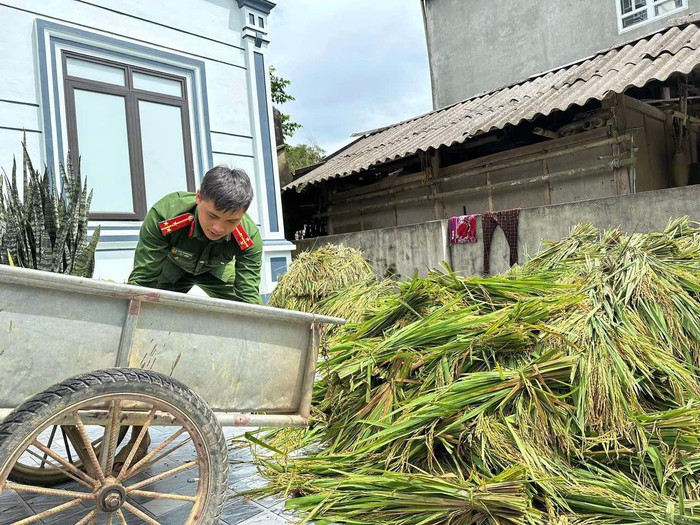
[157,503,198,523]
[254,494,286,510]
[43,505,91,524]
[238,510,292,524]
[140,496,188,517]
[220,496,266,525]
[0,492,33,524]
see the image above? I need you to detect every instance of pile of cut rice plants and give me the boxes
[248,218,700,525]
[268,244,378,313]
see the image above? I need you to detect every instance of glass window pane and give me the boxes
[655,0,682,15]
[270,257,287,282]
[132,72,182,97]
[66,58,125,86]
[621,0,648,13]
[73,90,133,213]
[139,101,188,208]
[622,11,648,27]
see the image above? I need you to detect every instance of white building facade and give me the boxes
[0,0,292,300]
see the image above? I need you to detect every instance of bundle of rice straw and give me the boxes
[247,218,700,525]
[268,244,376,313]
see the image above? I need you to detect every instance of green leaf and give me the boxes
[244,432,285,455]
[0,142,97,277]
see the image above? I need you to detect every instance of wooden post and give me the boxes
[604,93,633,195]
[486,172,493,210]
[543,158,552,205]
[425,150,446,219]
[325,187,335,235]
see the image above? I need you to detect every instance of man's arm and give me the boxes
[233,229,263,304]
[127,207,169,287]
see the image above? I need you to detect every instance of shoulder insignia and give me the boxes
[158,213,194,236]
[232,224,254,251]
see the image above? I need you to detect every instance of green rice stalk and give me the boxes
[248,218,700,525]
[269,244,376,312]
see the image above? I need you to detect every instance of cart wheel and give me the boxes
[9,425,128,487]
[0,368,228,524]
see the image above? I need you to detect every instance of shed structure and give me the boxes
[285,17,700,242]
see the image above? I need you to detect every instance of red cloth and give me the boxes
[449,215,477,244]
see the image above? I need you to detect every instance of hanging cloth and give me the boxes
[449,214,478,244]
[482,208,521,274]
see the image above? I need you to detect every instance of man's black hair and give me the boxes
[199,165,254,212]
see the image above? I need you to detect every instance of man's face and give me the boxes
[196,190,246,241]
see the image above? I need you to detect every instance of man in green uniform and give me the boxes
[127,165,263,303]
[114,165,262,473]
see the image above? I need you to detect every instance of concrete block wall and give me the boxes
[294,220,450,280]
[295,185,700,278]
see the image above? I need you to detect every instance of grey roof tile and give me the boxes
[287,19,700,192]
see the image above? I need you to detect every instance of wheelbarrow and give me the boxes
[0,265,343,524]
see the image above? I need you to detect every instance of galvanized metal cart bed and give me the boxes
[0,265,343,524]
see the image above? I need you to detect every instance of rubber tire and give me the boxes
[8,425,128,486]
[0,368,228,524]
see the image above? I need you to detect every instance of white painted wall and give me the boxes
[0,0,291,297]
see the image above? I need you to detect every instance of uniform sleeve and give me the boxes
[233,228,263,304]
[127,207,169,287]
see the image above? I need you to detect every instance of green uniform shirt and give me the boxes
[128,192,263,304]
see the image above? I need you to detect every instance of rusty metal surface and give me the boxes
[287,20,700,192]
[0,266,343,424]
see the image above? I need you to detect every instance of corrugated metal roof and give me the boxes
[286,19,700,192]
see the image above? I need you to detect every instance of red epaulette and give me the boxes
[158,213,194,236]
[232,224,254,251]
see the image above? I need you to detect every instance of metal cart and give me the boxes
[0,265,343,524]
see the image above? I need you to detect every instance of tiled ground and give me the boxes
[0,427,309,525]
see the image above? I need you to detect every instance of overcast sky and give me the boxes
[267,1,433,155]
